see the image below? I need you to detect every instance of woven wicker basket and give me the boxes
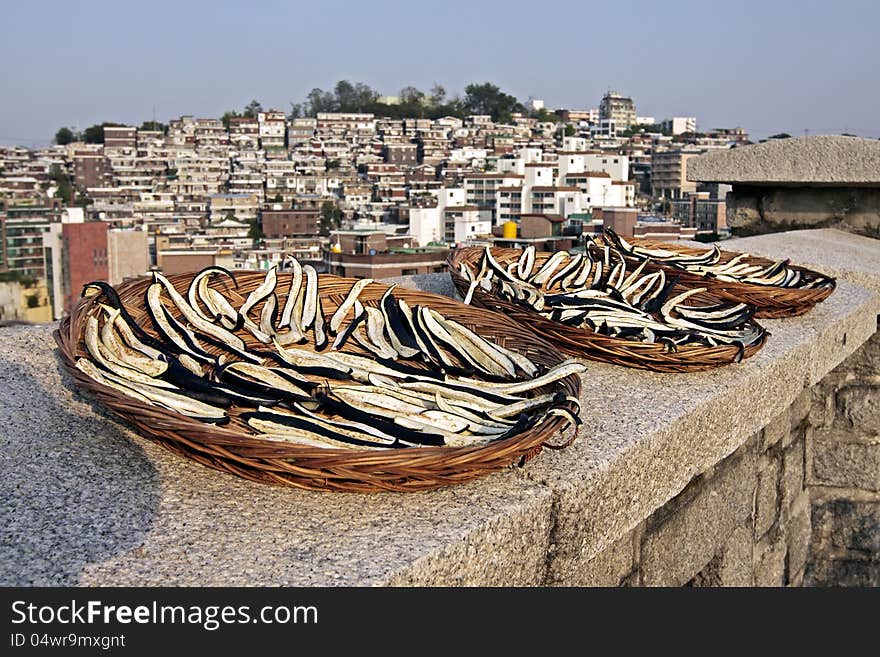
[595,235,835,319]
[54,271,581,492]
[448,247,769,373]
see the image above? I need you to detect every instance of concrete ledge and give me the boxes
[688,136,880,186]
[1,229,878,586]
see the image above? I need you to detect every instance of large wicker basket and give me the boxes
[595,235,835,318]
[54,271,581,493]
[448,247,769,373]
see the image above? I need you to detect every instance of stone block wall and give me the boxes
[804,327,880,586]
[727,186,880,239]
[581,327,879,587]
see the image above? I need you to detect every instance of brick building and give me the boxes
[72,151,110,191]
[384,143,418,166]
[261,209,321,238]
[103,126,137,150]
[61,221,108,313]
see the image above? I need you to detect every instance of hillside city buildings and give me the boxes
[0,90,746,320]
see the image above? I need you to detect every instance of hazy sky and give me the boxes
[2,0,878,146]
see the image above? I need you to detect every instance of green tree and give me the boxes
[139,120,166,133]
[248,218,265,243]
[531,108,554,123]
[288,103,303,120]
[221,110,241,129]
[564,124,577,137]
[82,122,123,144]
[400,86,425,105]
[54,127,77,145]
[243,100,263,118]
[325,159,341,170]
[50,164,73,203]
[768,132,792,140]
[428,83,447,106]
[463,83,525,123]
[319,201,342,237]
[304,87,337,115]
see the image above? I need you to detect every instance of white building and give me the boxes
[557,152,630,182]
[561,136,590,152]
[527,98,545,111]
[408,188,465,246]
[661,117,697,135]
[443,205,491,245]
[590,118,621,140]
[258,110,288,149]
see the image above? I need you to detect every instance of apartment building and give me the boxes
[208,193,260,223]
[442,205,489,244]
[72,150,110,191]
[557,151,630,182]
[169,155,229,197]
[670,191,727,234]
[228,117,260,150]
[407,187,465,246]
[528,187,584,216]
[2,200,62,279]
[599,91,637,129]
[496,186,525,223]
[288,118,317,147]
[651,147,703,199]
[327,230,448,278]
[261,208,321,238]
[463,173,524,224]
[258,110,288,150]
[384,143,418,166]
[103,126,137,151]
[661,117,697,136]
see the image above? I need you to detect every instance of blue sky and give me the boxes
[2,0,878,146]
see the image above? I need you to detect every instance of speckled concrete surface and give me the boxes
[688,136,880,185]
[517,279,880,584]
[2,231,877,586]
[381,273,460,300]
[0,326,552,586]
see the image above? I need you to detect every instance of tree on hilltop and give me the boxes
[54,127,77,145]
[243,100,263,118]
[82,122,124,144]
[139,120,166,133]
[463,83,525,123]
[429,84,447,106]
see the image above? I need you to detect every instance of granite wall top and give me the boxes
[2,229,878,585]
[688,136,880,186]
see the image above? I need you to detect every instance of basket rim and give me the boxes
[55,269,582,485]
[447,246,769,372]
[593,234,836,316]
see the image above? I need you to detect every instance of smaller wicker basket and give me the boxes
[448,246,769,373]
[55,271,581,493]
[595,234,835,319]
